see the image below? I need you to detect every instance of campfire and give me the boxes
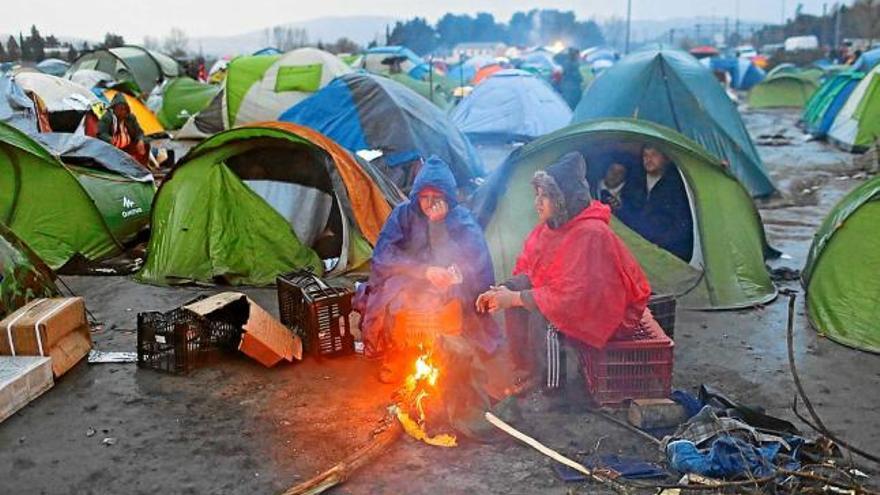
[393,345,457,447]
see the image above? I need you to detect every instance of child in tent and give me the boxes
[476,152,652,391]
[360,156,500,383]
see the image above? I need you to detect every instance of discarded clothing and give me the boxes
[583,454,667,479]
[667,437,781,478]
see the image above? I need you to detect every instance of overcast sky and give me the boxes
[3,0,835,41]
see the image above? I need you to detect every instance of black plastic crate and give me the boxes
[647,294,676,338]
[136,297,243,374]
[277,271,354,357]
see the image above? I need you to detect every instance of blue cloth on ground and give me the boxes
[667,437,781,478]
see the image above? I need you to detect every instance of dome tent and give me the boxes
[450,69,572,144]
[102,89,165,137]
[67,46,180,95]
[748,72,819,108]
[574,47,776,198]
[828,63,880,152]
[13,72,101,132]
[802,71,863,138]
[280,72,484,192]
[0,122,154,269]
[177,48,351,139]
[137,122,402,286]
[802,176,880,353]
[0,223,58,319]
[473,118,777,310]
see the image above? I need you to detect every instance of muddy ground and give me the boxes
[2,109,879,495]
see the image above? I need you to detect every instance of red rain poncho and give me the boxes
[513,201,652,348]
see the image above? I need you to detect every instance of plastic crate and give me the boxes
[277,271,354,357]
[647,294,676,338]
[136,297,242,374]
[579,313,674,406]
[390,300,463,348]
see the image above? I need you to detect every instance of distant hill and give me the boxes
[190,15,398,56]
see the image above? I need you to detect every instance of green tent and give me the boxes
[155,77,221,130]
[137,122,401,286]
[573,47,776,198]
[0,123,154,269]
[67,45,180,95]
[802,71,864,137]
[803,176,880,352]
[748,73,819,108]
[473,118,777,310]
[0,223,58,318]
[387,73,452,110]
[828,63,880,152]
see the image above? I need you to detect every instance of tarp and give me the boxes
[575,48,776,198]
[0,122,154,268]
[137,122,402,286]
[0,223,58,319]
[450,69,572,144]
[178,48,351,138]
[828,64,880,152]
[803,176,880,352]
[802,71,863,137]
[103,89,165,136]
[748,73,819,108]
[472,118,776,310]
[154,77,221,129]
[67,45,181,95]
[280,72,484,191]
[0,75,39,132]
[13,72,99,113]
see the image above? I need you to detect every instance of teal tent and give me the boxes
[473,118,777,310]
[573,47,776,198]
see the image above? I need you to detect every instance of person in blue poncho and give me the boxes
[361,156,500,383]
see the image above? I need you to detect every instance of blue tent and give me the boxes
[802,71,864,137]
[852,48,880,73]
[711,58,766,90]
[279,72,484,191]
[450,69,572,143]
[574,47,776,197]
[35,58,70,77]
[252,47,283,56]
[361,46,430,80]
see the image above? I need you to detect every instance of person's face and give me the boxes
[418,190,447,222]
[113,104,129,119]
[642,147,668,175]
[605,163,627,188]
[534,186,556,224]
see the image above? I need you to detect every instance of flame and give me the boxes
[395,346,457,448]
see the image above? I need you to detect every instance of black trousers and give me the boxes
[506,308,567,390]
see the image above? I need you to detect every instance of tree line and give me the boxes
[386,9,606,55]
[0,25,127,64]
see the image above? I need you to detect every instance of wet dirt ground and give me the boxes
[2,109,879,495]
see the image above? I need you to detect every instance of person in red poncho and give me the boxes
[477,151,652,391]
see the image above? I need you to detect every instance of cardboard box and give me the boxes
[185,292,302,368]
[0,297,93,377]
[0,356,53,423]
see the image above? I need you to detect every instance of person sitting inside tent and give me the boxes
[619,145,694,261]
[598,158,631,215]
[476,152,652,391]
[360,156,500,383]
[97,93,149,166]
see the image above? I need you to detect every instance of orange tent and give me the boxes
[473,64,504,85]
[103,89,165,136]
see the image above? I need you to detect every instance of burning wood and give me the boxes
[393,346,457,447]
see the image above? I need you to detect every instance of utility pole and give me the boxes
[625,0,632,54]
[696,23,701,43]
[724,17,729,46]
[781,0,786,25]
[834,3,842,51]
[669,28,675,45]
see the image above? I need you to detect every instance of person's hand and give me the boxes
[486,285,520,313]
[426,266,455,290]
[425,199,448,222]
[475,290,495,313]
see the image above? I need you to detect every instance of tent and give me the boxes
[177,48,351,139]
[13,72,100,132]
[802,71,863,137]
[137,122,402,286]
[0,223,58,318]
[828,64,880,152]
[574,47,776,197]
[102,89,165,136]
[67,46,180,95]
[472,64,503,85]
[35,58,70,77]
[0,75,40,132]
[0,122,154,269]
[748,73,819,108]
[358,46,430,80]
[852,47,880,73]
[710,57,766,90]
[802,176,880,352]
[450,69,572,144]
[472,118,777,310]
[279,72,484,192]
[69,69,114,90]
[149,77,221,130]
[386,73,452,110]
